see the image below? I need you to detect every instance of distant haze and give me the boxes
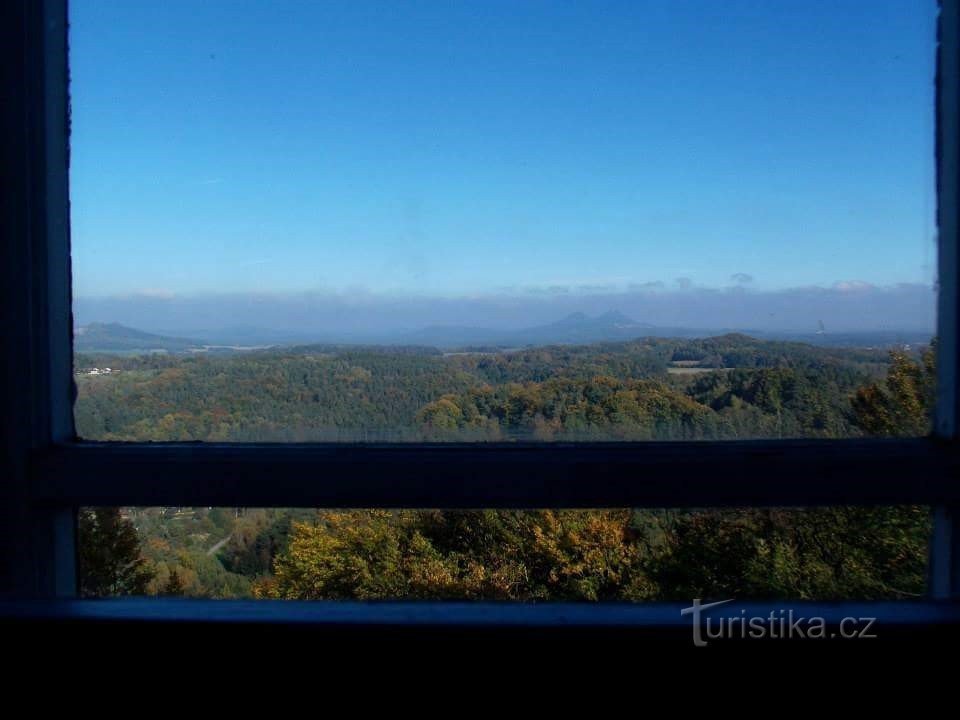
[74,282,936,345]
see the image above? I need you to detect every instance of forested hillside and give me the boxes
[74,335,890,442]
[74,335,936,601]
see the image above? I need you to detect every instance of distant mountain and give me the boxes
[399,312,934,350]
[75,323,204,353]
[76,317,934,355]
[400,311,679,348]
[520,311,657,344]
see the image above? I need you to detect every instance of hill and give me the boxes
[400,311,692,348]
[75,323,204,353]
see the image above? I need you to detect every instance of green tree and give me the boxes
[161,568,186,596]
[852,345,935,437]
[78,507,154,597]
[647,506,929,601]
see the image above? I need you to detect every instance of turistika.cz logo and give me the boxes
[680,599,878,647]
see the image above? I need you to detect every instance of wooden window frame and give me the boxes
[2,0,959,630]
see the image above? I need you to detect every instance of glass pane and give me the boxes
[78,506,931,602]
[70,1,938,441]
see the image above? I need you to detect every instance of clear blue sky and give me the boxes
[70,0,937,300]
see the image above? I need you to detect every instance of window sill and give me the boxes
[3,597,960,627]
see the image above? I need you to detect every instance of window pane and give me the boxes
[70,1,938,441]
[78,506,931,601]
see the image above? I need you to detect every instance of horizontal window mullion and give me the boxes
[29,438,960,509]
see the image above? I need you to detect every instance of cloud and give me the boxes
[674,277,693,290]
[628,281,665,292]
[576,283,618,293]
[517,284,572,296]
[833,280,874,292]
[730,273,754,284]
[133,288,176,299]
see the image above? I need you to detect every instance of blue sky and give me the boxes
[70,1,937,329]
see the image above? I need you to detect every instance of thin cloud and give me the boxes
[133,288,176,299]
[833,280,874,292]
[628,281,665,292]
[576,283,618,293]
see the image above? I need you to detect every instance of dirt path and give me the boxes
[207,534,231,556]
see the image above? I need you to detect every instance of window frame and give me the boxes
[2,0,959,615]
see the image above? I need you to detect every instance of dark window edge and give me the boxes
[4,598,960,629]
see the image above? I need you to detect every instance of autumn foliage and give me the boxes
[75,338,936,601]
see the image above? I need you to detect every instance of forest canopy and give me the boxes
[75,335,935,601]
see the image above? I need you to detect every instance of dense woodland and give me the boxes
[75,335,889,442]
[75,334,936,601]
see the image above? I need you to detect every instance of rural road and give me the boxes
[207,534,231,556]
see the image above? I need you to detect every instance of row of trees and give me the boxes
[77,343,936,600]
[74,335,889,442]
[254,347,936,601]
[252,506,929,602]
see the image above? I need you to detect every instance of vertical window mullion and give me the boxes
[932,0,960,599]
[34,0,75,598]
